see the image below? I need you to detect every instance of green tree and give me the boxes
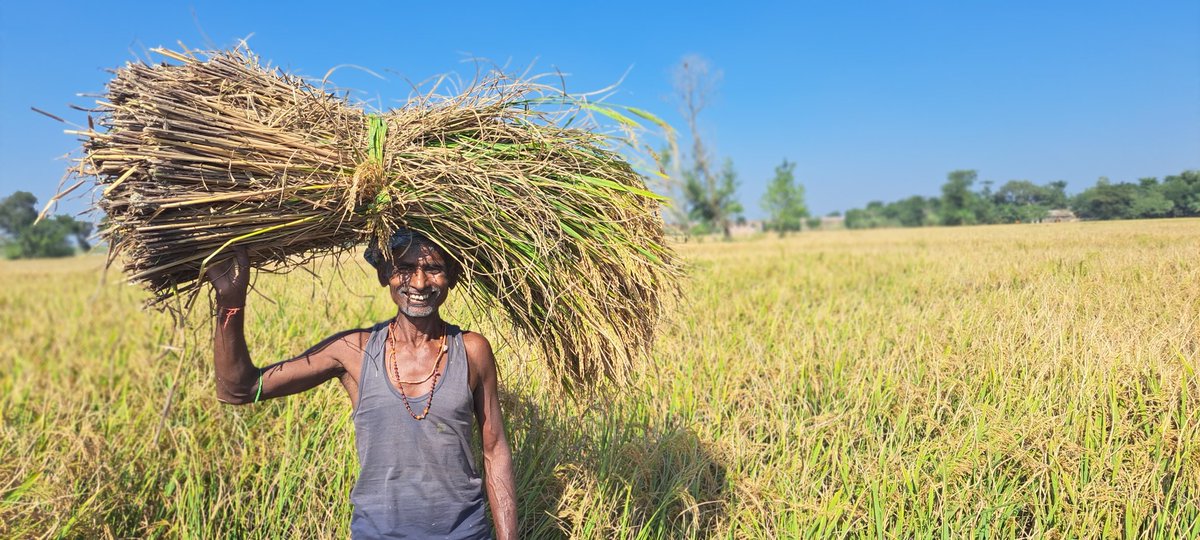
[843,207,870,229]
[844,201,895,229]
[993,180,1049,223]
[1072,178,1138,220]
[973,180,1000,224]
[0,191,38,234]
[993,180,1042,207]
[1130,177,1174,218]
[682,158,743,237]
[0,191,93,259]
[760,159,808,236]
[940,170,979,226]
[1044,180,1069,209]
[885,196,936,227]
[1159,170,1200,217]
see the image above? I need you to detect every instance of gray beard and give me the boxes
[399,304,437,318]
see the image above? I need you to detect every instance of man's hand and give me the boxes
[205,247,250,306]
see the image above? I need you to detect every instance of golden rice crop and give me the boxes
[3,220,1197,538]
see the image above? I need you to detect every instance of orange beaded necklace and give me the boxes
[387,320,448,421]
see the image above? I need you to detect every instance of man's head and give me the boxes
[365,230,461,318]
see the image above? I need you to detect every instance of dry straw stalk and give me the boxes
[57,46,681,391]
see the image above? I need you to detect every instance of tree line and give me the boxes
[663,56,1199,238]
[0,191,92,259]
[6,164,1198,260]
[840,169,1200,229]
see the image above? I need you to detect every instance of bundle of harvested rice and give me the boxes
[53,46,681,390]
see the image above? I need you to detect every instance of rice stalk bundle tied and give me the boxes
[61,46,681,391]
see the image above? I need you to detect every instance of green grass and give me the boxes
[2,219,1198,538]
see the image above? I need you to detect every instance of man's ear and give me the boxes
[376,265,389,287]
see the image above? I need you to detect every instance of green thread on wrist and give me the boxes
[253,373,263,404]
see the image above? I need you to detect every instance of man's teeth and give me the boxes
[407,293,429,301]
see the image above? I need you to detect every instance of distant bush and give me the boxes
[0,191,92,259]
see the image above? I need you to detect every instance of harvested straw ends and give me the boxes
[69,47,680,390]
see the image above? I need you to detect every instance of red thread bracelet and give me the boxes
[221,306,242,329]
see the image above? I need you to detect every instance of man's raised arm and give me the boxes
[206,248,355,405]
[207,248,260,404]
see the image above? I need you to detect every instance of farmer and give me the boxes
[206,230,517,539]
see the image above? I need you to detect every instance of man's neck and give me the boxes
[392,313,444,345]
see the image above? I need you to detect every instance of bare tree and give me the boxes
[672,55,741,239]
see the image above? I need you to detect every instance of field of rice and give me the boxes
[2,219,1198,538]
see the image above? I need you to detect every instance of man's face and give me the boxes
[382,243,454,318]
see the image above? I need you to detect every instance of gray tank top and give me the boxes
[350,322,491,539]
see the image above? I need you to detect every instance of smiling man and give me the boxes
[206,230,517,539]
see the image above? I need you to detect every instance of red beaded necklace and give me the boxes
[388,320,448,421]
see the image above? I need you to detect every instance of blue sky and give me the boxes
[1,1,1197,218]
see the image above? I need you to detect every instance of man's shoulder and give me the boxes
[324,326,376,355]
[457,329,497,390]
[286,326,374,368]
[459,328,491,347]
[458,329,495,362]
